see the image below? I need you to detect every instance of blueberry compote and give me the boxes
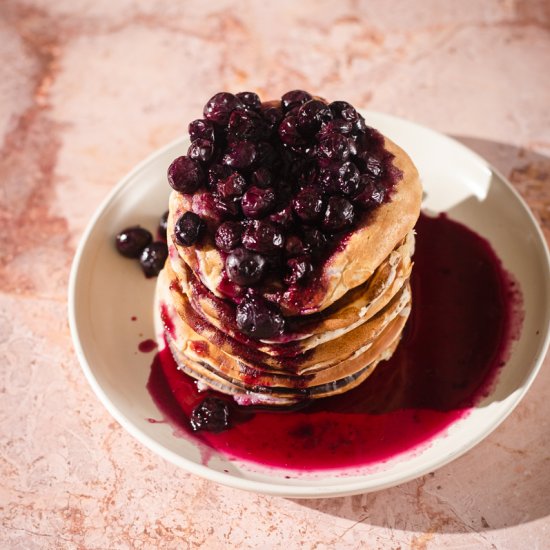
[168,91,401,339]
[147,213,523,470]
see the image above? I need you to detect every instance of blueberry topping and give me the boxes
[284,256,313,285]
[285,235,306,257]
[236,295,285,339]
[302,228,327,256]
[292,186,324,223]
[323,196,355,231]
[281,90,312,112]
[225,248,267,286]
[115,226,153,258]
[318,133,351,162]
[203,92,242,125]
[297,99,332,136]
[215,221,243,252]
[222,141,257,169]
[188,119,215,142]
[228,109,268,141]
[174,212,205,247]
[241,186,276,219]
[242,220,285,253]
[217,172,247,198]
[168,156,205,193]
[139,241,168,278]
[188,138,214,163]
[251,167,272,188]
[236,91,261,110]
[190,396,231,432]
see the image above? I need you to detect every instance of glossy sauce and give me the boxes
[147,213,523,470]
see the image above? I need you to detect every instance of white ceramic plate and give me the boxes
[68,112,550,498]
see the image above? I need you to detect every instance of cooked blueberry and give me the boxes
[236,295,285,339]
[355,176,386,208]
[242,220,284,253]
[167,156,205,193]
[192,191,224,223]
[187,138,214,163]
[261,103,284,132]
[217,172,247,198]
[302,228,327,256]
[329,100,358,121]
[323,196,355,231]
[174,212,205,247]
[225,248,267,285]
[203,92,242,125]
[254,141,279,168]
[285,235,306,258]
[241,186,276,219]
[215,221,243,252]
[158,211,169,241]
[213,194,241,219]
[292,186,324,222]
[227,109,268,141]
[317,118,353,139]
[269,205,293,228]
[208,164,233,188]
[139,241,168,278]
[236,91,261,110]
[188,118,215,142]
[365,155,384,177]
[115,226,152,258]
[278,115,307,149]
[222,141,257,169]
[251,167,272,188]
[284,256,313,285]
[281,90,312,112]
[336,161,361,196]
[318,133,351,162]
[297,99,332,136]
[190,397,230,432]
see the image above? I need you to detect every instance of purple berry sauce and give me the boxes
[147,212,523,471]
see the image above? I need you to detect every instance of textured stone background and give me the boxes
[1,1,549,548]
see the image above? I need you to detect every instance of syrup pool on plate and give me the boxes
[147,212,523,471]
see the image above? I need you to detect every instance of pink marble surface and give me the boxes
[2,0,550,547]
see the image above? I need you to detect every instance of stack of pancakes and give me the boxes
[156,135,422,406]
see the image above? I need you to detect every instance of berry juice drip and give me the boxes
[147,213,523,470]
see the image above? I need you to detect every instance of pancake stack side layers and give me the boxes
[156,91,422,407]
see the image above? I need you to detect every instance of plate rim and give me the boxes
[68,112,550,498]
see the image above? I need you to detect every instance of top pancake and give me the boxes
[168,134,422,316]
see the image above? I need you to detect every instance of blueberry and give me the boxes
[187,138,214,163]
[241,186,276,219]
[292,186,324,223]
[174,212,205,247]
[317,118,353,140]
[297,99,332,136]
[268,205,293,228]
[281,90,312,112]
[236,295,285,339]
[139,241,168,278]
[217,172,247,198]
[302,228,327,257]
[225,248,267,286]
[260,104,284,132]
[208,164,233,188]
[323,196,355,231]
[242,220,285,253]
[336,161,361,196]
[318,133,351,162]
[355,176,386,209]
[365,155,384,177]
[190,397,231,432]
[167,156,205,194]
[188,119,215,142]
[222,141,257,169]
[251,167,272,188]
[284,235,306,258]
[203,92,242,126]
[215,221,243,252]
[254,141,279,168]
[115,226,153,258]
[227,109,268,141]
[278,115,307,150]
[284,256,313,285]
[329,100,358,121]
[236,91,261,110]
